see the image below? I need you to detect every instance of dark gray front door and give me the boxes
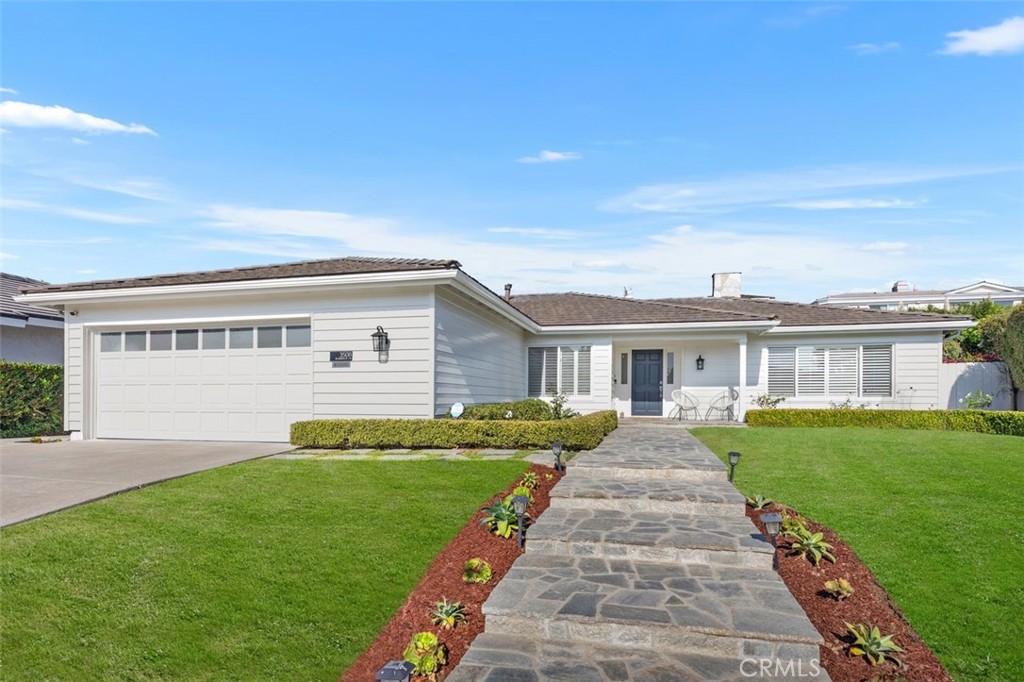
[631,350,663,416]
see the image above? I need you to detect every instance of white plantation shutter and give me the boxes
[862,345,893,397]
[577,346,591,395]
[767,347,796,397]
[827,347,859,395]
[797,347,826,396]
[544,347,559,396]
[528,348,544,397]
[560,347,576,395]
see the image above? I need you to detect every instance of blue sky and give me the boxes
[2,2,1023,301]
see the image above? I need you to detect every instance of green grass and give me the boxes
[0,459,527,681]
[692,427,1023,682]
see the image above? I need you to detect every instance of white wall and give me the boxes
[434,288,526,415]
[1,325,64,364]
[939,362,1015,411]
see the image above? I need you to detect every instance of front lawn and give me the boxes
[0,459,527,681]
[692,427,1022,682]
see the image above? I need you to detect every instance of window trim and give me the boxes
[527,345,592,397]
[767,344,893,399]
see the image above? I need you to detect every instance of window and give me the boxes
[125,331,147,352]
[286,325,311,347]
[620,352,629,385]
[229,327,253,349]
[100,332,122,352]
[202,328,226,349]
[528,346,592,397]
[150,330,173,351]
[767,345,893,398]
[666,352,675,384]
[257,326,282,348]
[176,329,199,351]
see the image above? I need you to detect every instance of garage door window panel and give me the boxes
[176,329,199,351]
[100,333,122,352]
[257,326,283,348]
[125,332,147,352]
[230,327,253,349]
[202,328,226,349]
[286,325,311,347]
[150,331,172,351]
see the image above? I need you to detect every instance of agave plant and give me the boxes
[745,494,773,510]
[781,514,808,536]
[479,498,521,538]
[786,527,836,566]
[845,622,903,666]
[519,471,539,490]
[823,577,855,601]
[403,631,447,680]
[430,598,467,630]
[510,485,534,504]
[462,558,493,584]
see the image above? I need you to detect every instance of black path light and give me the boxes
[760,511,783,571]
[552,440,564,472]
[512,494,529,550]
[727,451,741,483]
[375,660,412,682]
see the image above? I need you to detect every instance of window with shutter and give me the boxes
[862,345,893,397]
[544,348,559,396]
[528,348,544,397]
[797,347,825,395]
[767,347,796,397]
[577,346,591,395]
[560,347,576,395]
[827,347,859,395]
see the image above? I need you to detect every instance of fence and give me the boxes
[939,361,1015,410]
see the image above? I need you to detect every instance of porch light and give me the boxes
[375,660,413,682]
[727,451,741,483]
[760,512,782,571]
[696,355,705,371]
[512,494,529,550]
[371,326,390,353]
[552,440,564,472]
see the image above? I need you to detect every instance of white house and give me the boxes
[1,273,65,364]
[17,257,973,442]
[814,279,1024,311]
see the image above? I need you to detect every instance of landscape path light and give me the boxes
[512,494,529,550]
[552,440,564,472]
[727,451,741,483]
[760,511,783,571]
[375,660,412,682]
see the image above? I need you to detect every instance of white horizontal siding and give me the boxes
[66,324,84,431]
[434,288,526,415]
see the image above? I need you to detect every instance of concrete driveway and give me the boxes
[0,439,291,527]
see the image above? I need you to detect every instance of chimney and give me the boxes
[503,283,512,301]
[892,280,911,293]
[711,272,742,298]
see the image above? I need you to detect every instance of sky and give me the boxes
[2,2,1023,302]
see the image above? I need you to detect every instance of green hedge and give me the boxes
[291,410,618,450]
[0,361,64,438]
[458,398,553,421]
[746,409,1024,437]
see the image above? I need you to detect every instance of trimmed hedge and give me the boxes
[458,399,553,421]
[0,361,64,438]
[291,410,618,450]
[746,408,1024,437]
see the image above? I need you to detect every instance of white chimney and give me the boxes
[711,272,742,298]
[892,280,912,293]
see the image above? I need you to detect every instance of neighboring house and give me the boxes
[1,273,64,364]
[17,258,972,442]
[814,279,1024,311]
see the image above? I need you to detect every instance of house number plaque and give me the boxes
[330,350,353,368]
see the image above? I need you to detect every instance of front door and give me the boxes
[631,350,664,416]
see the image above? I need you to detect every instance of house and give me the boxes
[813,279,1024,311]
[1,273,65,364]
[17,257,972,442]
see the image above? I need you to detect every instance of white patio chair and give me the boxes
[704,388,739,421]
[670,389,701,421]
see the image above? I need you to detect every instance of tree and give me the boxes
[994,306,1024,396]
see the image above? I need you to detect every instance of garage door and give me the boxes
[94,323,313,441]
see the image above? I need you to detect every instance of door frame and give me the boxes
[630,349,664,416]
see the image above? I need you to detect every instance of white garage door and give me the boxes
[94,323,313,441]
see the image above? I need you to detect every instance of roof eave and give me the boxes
[534,319,780,334]
[765,320,975,334]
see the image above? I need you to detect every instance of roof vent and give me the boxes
[623,287,633,298]
[503,283,512,301]
[892,280,912,293]
[711,272,742,298]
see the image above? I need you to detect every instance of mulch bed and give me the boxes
[339,463,560,682]
[746,504,952,682]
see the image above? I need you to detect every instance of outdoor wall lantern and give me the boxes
[512,494,529,550]
[696,355,705,371]
[727,451,741,483]
[552,440,564,472]
[375,660,413,682]
[371,326,390,352]
[760,511,782,571]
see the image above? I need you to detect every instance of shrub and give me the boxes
[290,410,618,450]
[549,392,578,420]
[746,409,1024,437]
[430,599,467,630]
[460,399,553,421]
[823,578,855,601]
[462,558,493,584]
[519,471,539,490]
[403,632,447,681]
[785,527,836,566]
[996,306,1024,390]
[753,394,786,409]
[845,622,904,667]
[480,497,523,539]
[0,361,64,438]
[961,390,993,410]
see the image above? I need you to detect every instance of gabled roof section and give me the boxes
[23,257,462,294]
[1,273,64,322]
[652,296,970,327]
[945,280,1024,296]
[509,292,776,326]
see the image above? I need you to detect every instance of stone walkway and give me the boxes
[448,421,828,682]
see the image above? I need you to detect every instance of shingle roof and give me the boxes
[509,293,776,326]
[23,257,461,294]
[651,297,970,327]
[1,273,64,322]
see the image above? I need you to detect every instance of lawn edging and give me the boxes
[746,408,1024,436]
[290,411,618,451]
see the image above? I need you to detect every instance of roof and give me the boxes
[820,280,1024,301]
[510,293,776,326]
[22,257,462,294]
[1,273,64,322]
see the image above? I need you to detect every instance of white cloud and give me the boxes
[604,164,1015,213]
[779,198,923,210]
[1,197,150,224]
[75,269,98,275]
[848,42,901,55]
[939,16,1024,56]
[0,252,20,261]
[487,227,580,240]
[765,4,844,29]
[517,150,582,164]
[862,241,910,254]
[0,101,156,135]
[71,137,91,146]
[3,237,114,246]
[0,87,17,95]
[204,205,396,240]
[60,176,169,202]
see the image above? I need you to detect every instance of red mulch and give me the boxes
[746,505,952,682]
[339,464,560,682]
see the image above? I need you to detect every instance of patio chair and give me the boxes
[704,388,739,421]
[670,389,701,421]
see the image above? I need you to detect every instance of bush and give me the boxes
[0,361,64,438]
[746,408,1024,437]
[995,306,1024,390]
[459,398,553,421]
[291,410,618,450]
